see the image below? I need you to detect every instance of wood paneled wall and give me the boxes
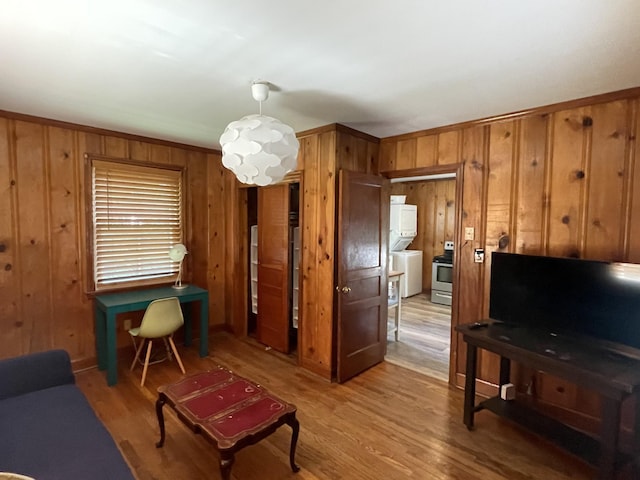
[0,113,227,368]
[389,179,456,291]
[379,88,640,428]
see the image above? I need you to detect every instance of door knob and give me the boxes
[341,286,351,293]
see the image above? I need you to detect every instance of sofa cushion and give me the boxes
[0,384,134,480]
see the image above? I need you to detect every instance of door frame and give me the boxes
[384,163,465,386]
[231,172,304,365]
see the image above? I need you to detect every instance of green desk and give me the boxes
[94,285,209,386]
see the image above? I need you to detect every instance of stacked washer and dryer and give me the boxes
[389,196,423,298]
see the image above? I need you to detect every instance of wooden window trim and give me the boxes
[84,154,186,293]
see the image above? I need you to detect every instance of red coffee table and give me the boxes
[155,367,300,479]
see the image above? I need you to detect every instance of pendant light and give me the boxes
[219,81,299,186]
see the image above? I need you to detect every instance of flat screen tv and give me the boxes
[489,252,640,351]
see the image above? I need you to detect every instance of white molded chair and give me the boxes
[129,297,186,386]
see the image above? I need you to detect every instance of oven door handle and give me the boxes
[433,291,452,299]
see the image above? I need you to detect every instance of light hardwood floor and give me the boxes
[386,292,451,382]
[75,332,603,480]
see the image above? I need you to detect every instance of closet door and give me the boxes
[257,184,291,353]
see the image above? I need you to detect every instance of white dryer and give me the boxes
[390,250,423,298]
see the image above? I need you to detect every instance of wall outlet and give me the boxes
[465,227,475,240]
[474,248,485,263]
[123,319,132,331]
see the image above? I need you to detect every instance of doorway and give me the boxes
[246,183,300,356]
[384,173,457,382]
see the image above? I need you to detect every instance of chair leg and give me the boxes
[130,337,146,371]
[141,340,153,387]
[168,336,186,374]
[162,337,173,361]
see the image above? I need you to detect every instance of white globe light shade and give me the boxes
[168,243,188,262]
[220,114,299,186]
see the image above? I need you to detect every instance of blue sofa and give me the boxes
[0,350,135,480]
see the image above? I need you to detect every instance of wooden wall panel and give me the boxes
[378,142,396,173]
[437,131,460,165]
[547,108,588,258]
[0,113,225,368]
[515,114,548,254]
[584,100,628,261]
[15,121,52,353]
[206,153,227,329]
[0,118,20,358]
[396,139,416,171]
[300,131,336,378]
[105,135,127,158]
[416,135,437,168]
[47,127,85,356]
[187,151,210,336]
[629,100,640,262]
[483,121,515,315]
[454,127,485,377]
[336,129,379,174]
[380,133,443,171]
[128,140,150,162]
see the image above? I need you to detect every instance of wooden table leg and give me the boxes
[106,311,118,386]
[219,452,235,480]
[395,277,402,341]
[598,396,621,479]
[499,356,511,386]
[463,342,478,430]
[287,413,301,473]
[633,394,640,479]
[155,394,167,448]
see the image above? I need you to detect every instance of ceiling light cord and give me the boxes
[251,81,270,115]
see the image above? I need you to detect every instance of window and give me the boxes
[89,157,184,291]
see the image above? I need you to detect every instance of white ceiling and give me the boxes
[1,1,639,150]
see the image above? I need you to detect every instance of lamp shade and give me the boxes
[168,243,187,262]
[220,114,299,186]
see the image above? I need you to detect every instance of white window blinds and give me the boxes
[91,159,183,290]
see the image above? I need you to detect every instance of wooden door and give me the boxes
[336,170,390,382]
[257,184,290,353]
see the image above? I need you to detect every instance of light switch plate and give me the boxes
[465,227,475,240]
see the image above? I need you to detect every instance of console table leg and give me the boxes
[287,414,301,473]
[463,343,478,430]
[155,395,166,448]
[499,356,511,386]
[219,452,235,480]
[598,396,621,480]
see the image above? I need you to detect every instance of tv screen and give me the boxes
[489,252,640,351]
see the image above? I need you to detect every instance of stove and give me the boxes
[431,241,453,305]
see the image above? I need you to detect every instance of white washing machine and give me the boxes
[390,250,423,298]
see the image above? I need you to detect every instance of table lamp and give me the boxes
[168,243,188,289]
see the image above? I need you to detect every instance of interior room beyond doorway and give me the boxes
[385,175,456,382]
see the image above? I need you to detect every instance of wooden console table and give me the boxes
[457,321,640,480]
